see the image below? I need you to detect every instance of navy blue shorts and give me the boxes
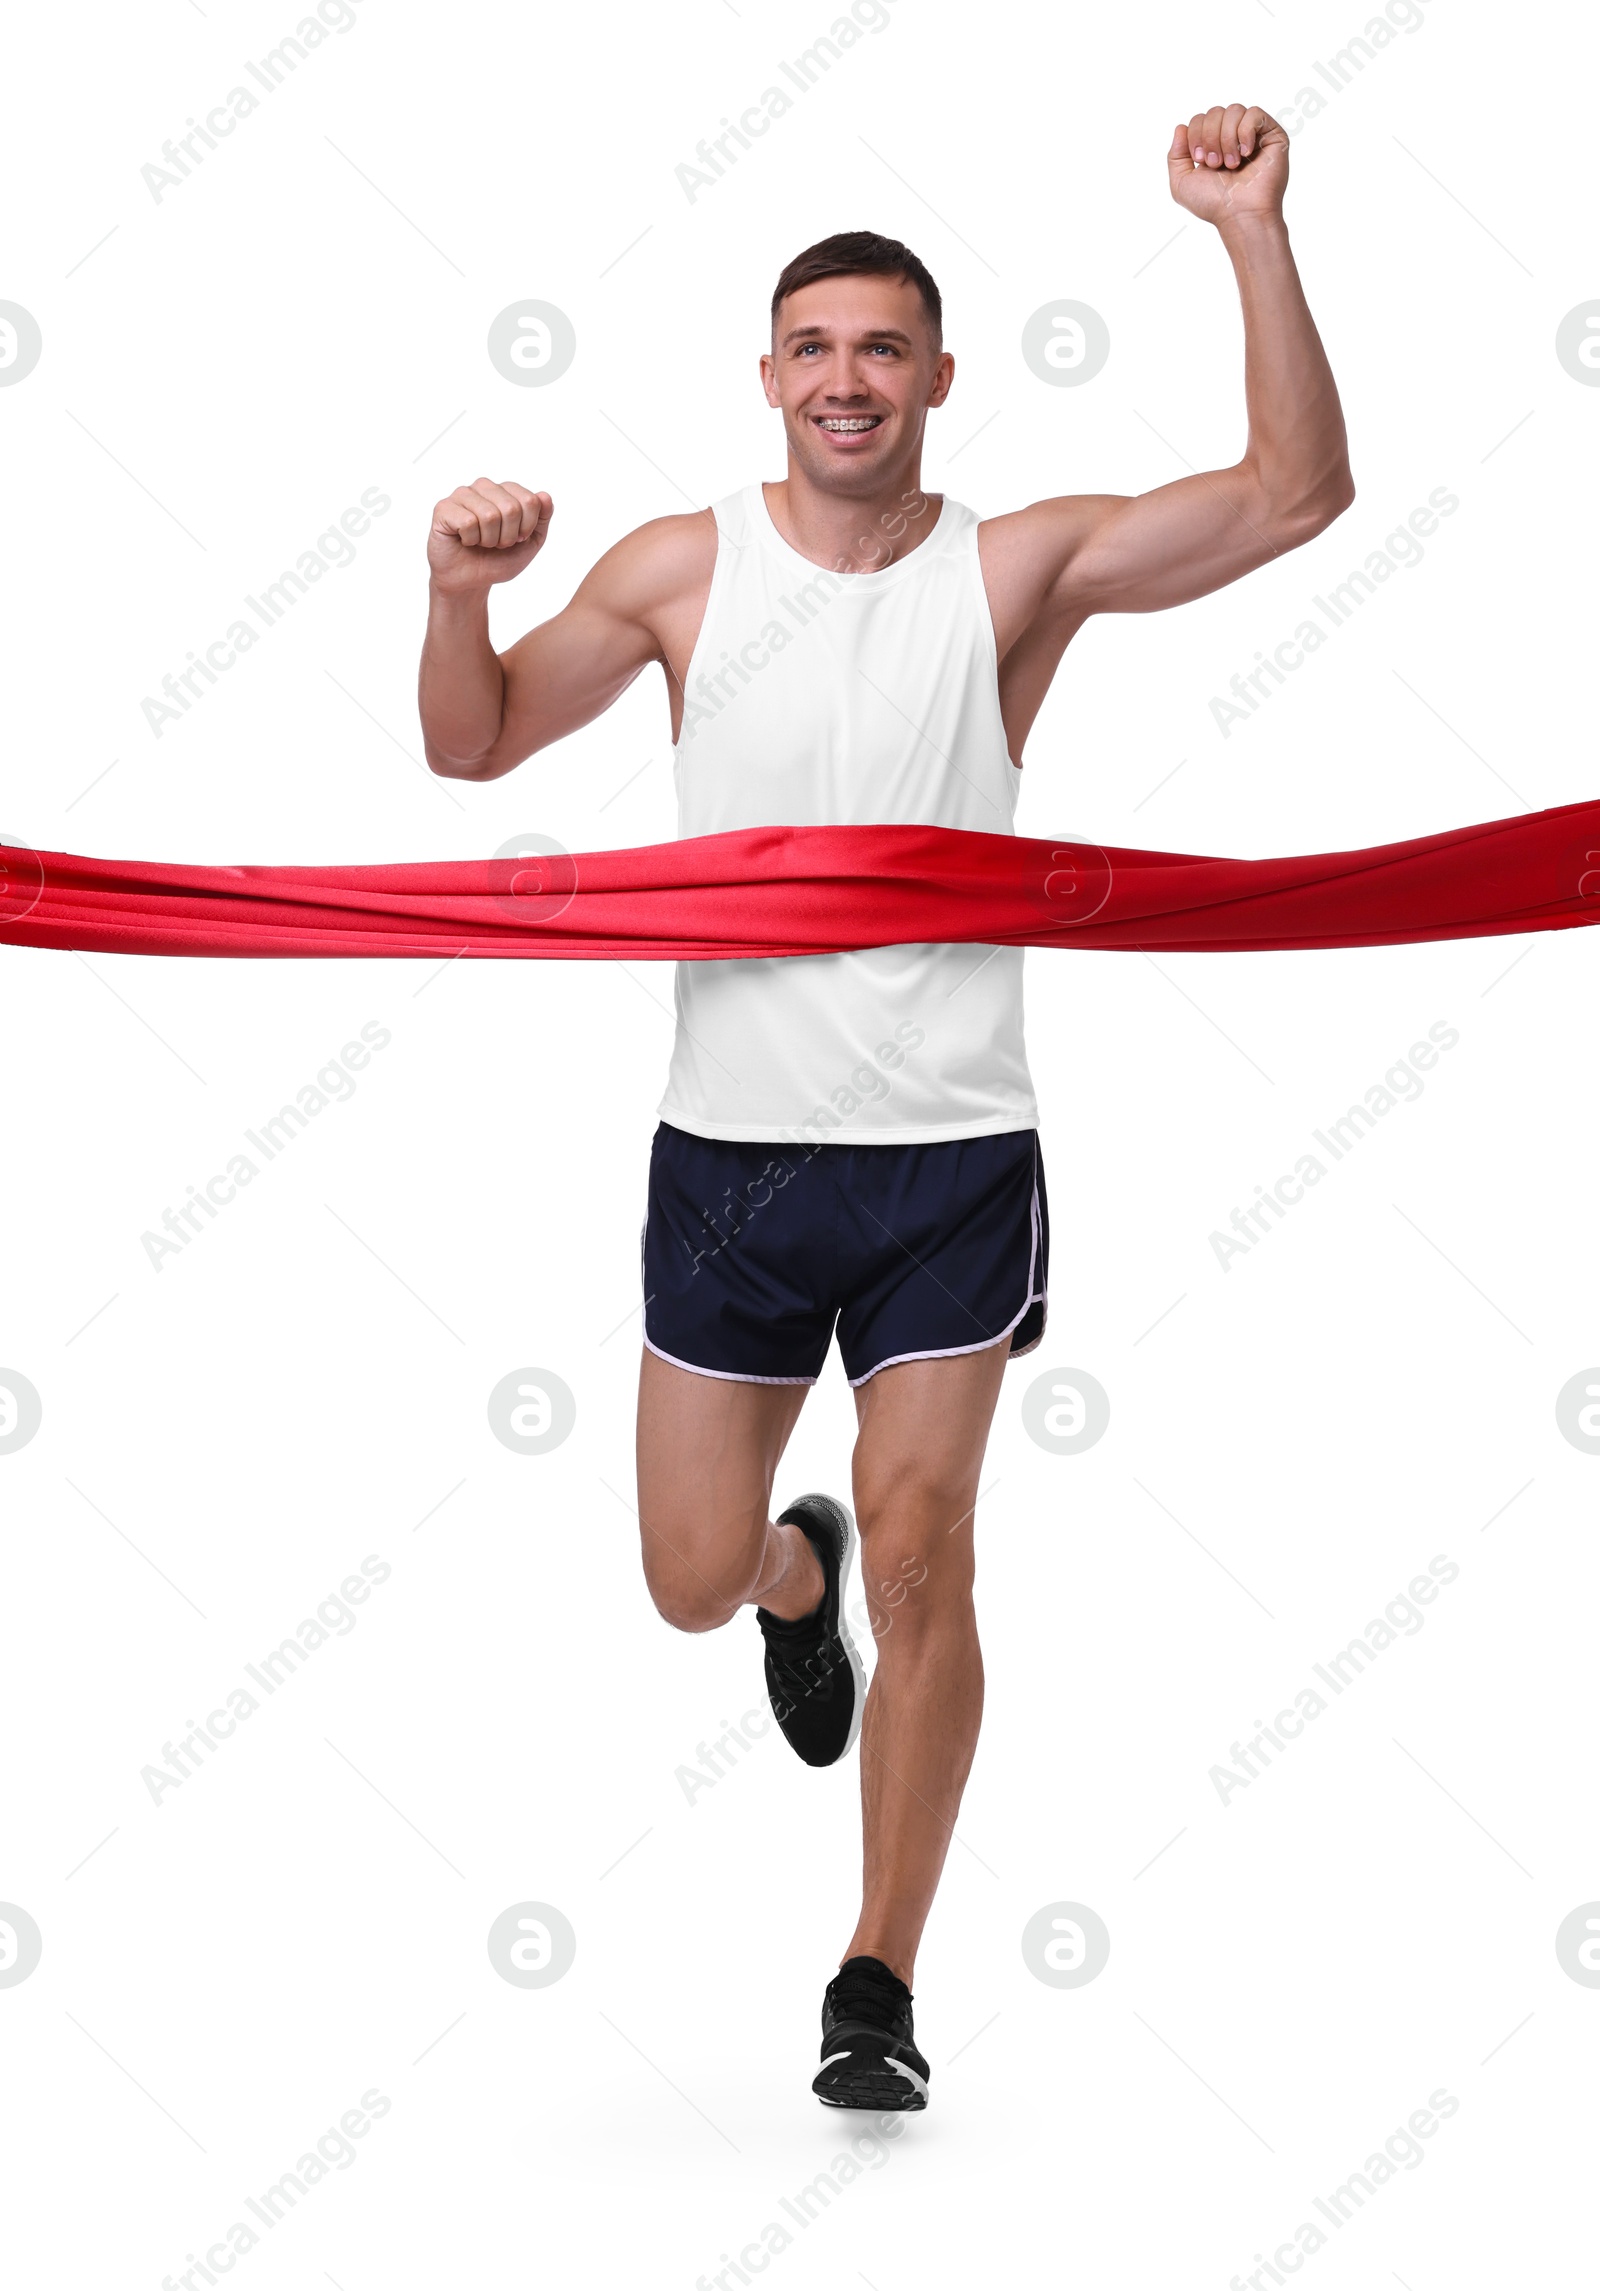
[641,1122,1048,1388]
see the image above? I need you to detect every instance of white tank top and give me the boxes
[657,483,1038,1146]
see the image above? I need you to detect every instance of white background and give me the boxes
[3,0,1598,2283]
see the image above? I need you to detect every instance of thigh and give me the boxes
[636,1344,809,1590]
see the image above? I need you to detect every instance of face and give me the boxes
[761,273,953,494]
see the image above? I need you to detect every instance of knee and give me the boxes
[855,1460,975,1570]
[855,1447,966,1534]
[642,1556,740,1635]
[856,1518,975,1650]
[636,1476,764,1634]
[639,1504,757,1632]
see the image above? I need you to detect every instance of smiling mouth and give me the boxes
[814,415,884,435]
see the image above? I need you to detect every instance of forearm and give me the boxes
[418,585,509,779]
[1220,213,1353,532]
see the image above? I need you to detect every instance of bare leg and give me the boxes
[841,1340,1010,1986]
[635,1348,824,1629]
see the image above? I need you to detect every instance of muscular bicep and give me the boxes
[478,509,714,777]
[984,464,1304,652]
[1052,466,1288,614]
[493,588,661,768]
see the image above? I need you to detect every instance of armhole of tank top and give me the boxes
[965,511,1001,677]
[674,496,741,746]
[966,513,1024,784]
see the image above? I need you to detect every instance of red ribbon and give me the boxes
[4,801,1599,959]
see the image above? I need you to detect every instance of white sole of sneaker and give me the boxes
[836,1504,868,1759]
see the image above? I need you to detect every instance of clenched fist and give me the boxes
[427,478,552,596]
[1167,106,1289,225]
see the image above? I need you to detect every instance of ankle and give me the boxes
[842,1942,914,1988]
[755,1519,824,1619]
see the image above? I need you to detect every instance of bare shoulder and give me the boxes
[576,507,718,620]
[977,493,1130,654]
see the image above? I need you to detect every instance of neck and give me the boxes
[764,464,941,574]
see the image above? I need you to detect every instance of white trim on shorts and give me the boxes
[640,1140,1046,1391]
[637,1212,819,1385]
[642,1331,819,1387]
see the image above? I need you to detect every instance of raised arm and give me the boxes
[418,481,713,781]
[982,105,1354,657]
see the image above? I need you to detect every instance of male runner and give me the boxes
[418,104,1353,2111]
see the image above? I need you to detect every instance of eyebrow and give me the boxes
[779,324,915,348]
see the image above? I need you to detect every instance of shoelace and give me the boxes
[826,1961,910,2032]
[764,1628,840,1706]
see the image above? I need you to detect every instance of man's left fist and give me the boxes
[1167,106,1289,225]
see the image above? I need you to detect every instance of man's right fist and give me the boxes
[427,479,552,594]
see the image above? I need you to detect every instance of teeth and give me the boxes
[819,418,879,431]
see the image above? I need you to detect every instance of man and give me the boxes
[418,102,1354,2111]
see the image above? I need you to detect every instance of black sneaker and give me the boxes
[813,1955,930,2111]
[755,1494,865,1768]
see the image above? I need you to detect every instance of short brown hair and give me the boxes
[771,231,943,343]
